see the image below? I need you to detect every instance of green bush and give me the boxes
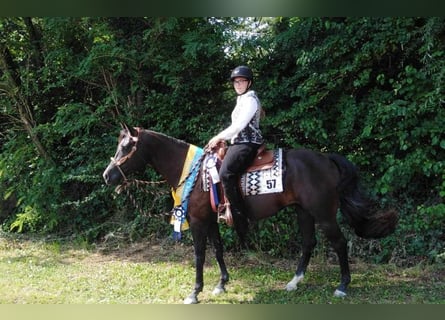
[1,17,443,264]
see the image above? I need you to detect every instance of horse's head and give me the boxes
[103,124,146,186]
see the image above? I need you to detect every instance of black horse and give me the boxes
[103,125,398,304]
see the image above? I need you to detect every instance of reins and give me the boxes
[115,179,170,218]
[114,142,210,219]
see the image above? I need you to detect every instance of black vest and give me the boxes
[233,91,263,145]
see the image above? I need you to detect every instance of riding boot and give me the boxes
[218,143,259,245]
[232,208,249,249]
[222,182,249,242]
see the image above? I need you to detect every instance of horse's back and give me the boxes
[283,148,340,205]
[285,148,338,178]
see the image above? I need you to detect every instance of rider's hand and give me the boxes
[207,136,222,152]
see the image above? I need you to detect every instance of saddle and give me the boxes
[215,142,275,171]
[209,142,276,225]
[247,144,275,172]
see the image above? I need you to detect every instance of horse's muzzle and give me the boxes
[103,170,111,185]
[103,164,122,186]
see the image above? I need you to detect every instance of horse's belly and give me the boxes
[245,193,290,220]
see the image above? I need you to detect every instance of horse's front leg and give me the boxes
[184,227,207,304]
[209,221,229,295]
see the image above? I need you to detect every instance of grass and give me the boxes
[0,233,444,304]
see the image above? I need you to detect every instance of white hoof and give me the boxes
[212,287,225,296]
[334,289,347,298]
[285,274,304,291]
[285,283,297,291]
[183,295,198,304]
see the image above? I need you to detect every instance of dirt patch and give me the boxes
[93,238,195,265]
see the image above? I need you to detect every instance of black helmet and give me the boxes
[230,65,253,81]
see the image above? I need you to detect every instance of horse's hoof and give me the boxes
[285,274,304,291]
[183,295,198,304]
[334,289,347,298]
[285,283,297,291]
[212,286,225,296]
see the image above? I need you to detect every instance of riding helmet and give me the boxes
[230,65,253,81]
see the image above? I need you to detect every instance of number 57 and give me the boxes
[266,179,276,189]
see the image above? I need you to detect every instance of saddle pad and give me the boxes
[240,148,284,196]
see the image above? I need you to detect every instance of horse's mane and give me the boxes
[144,129,198,149]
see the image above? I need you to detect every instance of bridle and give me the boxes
[110,128,142,183]
[109,127,210,218]
[109,127,169,217]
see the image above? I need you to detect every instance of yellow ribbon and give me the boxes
[169,145,201,231]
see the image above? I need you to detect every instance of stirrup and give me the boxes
[217,203,233,226]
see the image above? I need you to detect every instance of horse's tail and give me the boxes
[328,153,398,239]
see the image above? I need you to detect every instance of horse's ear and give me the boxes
[120,123,137,137]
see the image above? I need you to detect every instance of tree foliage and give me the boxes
[255,17,444,263]
[0,17,443,263]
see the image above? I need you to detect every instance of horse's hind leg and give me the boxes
[286,209,316,291]
[319,221,351,297]
[208,221,229,295]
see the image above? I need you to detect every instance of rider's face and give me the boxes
[232,77,250,94]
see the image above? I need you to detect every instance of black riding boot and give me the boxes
[221,176,250,246]
[219,143,259,246]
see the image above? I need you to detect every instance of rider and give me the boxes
[207,65,264,236]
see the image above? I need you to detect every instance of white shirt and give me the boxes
[216,91,259,144]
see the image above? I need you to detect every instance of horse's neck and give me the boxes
[140,130,191,187]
